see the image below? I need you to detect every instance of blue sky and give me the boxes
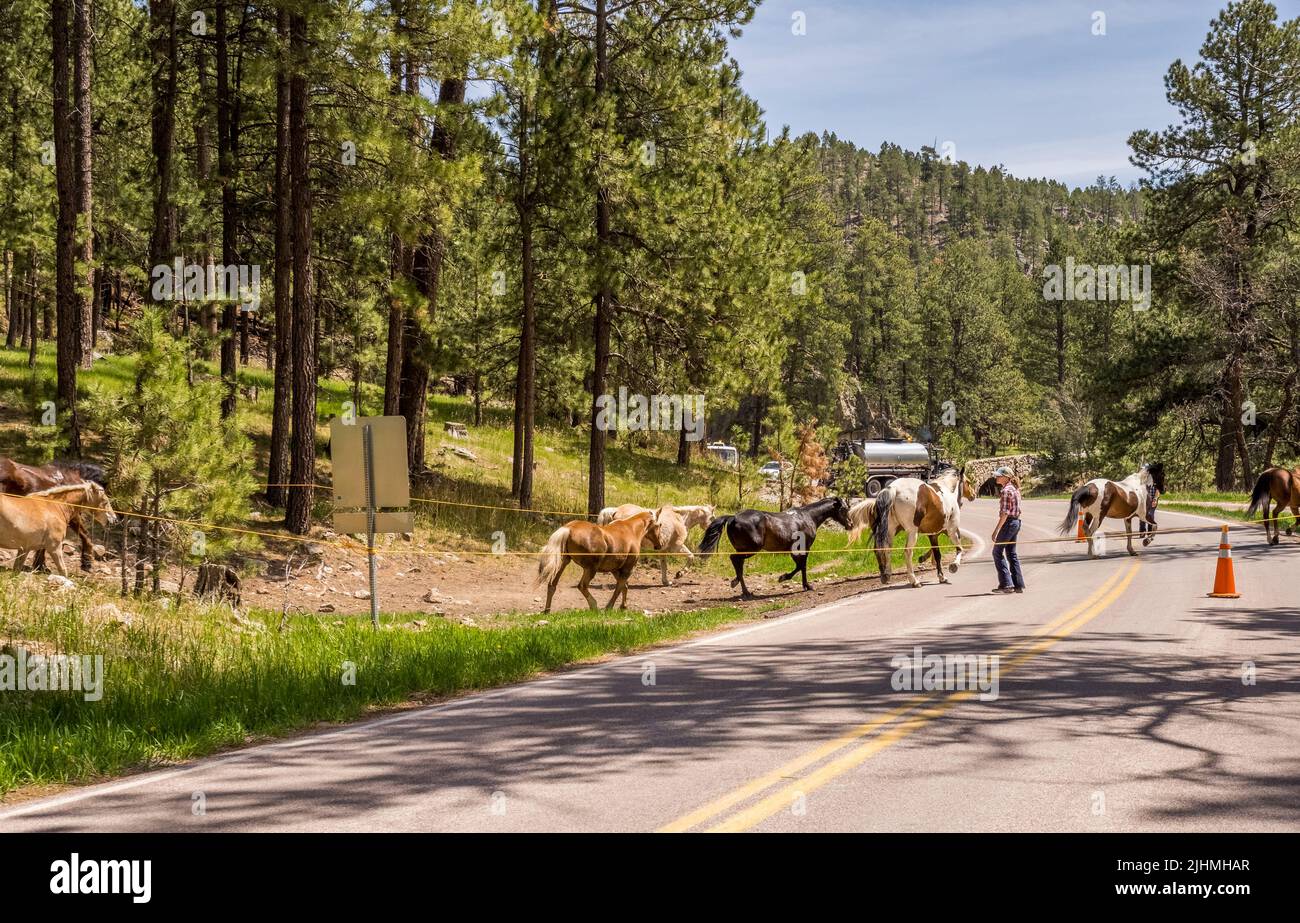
[729,0,1300,189]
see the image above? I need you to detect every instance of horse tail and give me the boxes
[871,488,894,579]
[699,515,733,558]
[1058,485,1089,535]
[1246,470,1273,518]
[535,526,570,586]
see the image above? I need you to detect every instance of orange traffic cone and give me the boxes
[1075,512,1086,543]
[1207,525,1241,599]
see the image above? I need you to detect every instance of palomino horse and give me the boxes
[0,457,108,571]
[1246,466,1300,545]
[0,482,117,576]
[1058,462,1165,557]
[597,502,715,586]
[537,511,663,612]
[597,503,714,531]
[864,467,976,587]
[699,496,852,599]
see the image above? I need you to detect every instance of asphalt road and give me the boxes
[3,500,1297,833]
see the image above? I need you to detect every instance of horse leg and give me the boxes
[794,553,811,591]
[1288,499,1299,538]
[1087,503,1108,558]
[543,557,569,613]
[74,515,93,571]
[48,543,69,577]
[660,553,670,587]
[1125,517,1137,557]
[674,548,694,582]
[578,566,599,611]
[904,529,921,587]
[607,571,628,610]
[730,554,752,599]
[931,536,948,584]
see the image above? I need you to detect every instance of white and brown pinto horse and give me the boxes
[536,511,663,612]
[861,467,976,587]
[1058,462,1165,557]
[596,503,714,585]
[0,482,117,576]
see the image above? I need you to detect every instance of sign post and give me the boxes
[330,415,412,628]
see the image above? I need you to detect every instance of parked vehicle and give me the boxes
[706,442,739,469]
[758,460,786,479]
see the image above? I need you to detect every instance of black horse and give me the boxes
[699,496,852,599]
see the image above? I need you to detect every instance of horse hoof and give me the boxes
[947,564,958,574]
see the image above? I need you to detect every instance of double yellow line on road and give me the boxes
[658,560,1142,833]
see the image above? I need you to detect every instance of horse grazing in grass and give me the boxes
[699,496,851,599]
[865,466,976,587]
[537,511,663,612]
[1246,466,1300,545]
[598,502,714,586]
[1058,462,1164,557]
[0,482,117,576]
[0,457,108,571]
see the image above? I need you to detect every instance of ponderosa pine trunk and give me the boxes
[216,0,239,417]
[266,3,294,508]
[587,0,610,517]
[284,9,316,535]
[52,0,81,453]
[73,0,93,370]
[147,0,177,300]
[397,74,465,471]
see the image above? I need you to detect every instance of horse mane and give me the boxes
[52,459,108,487]
[27,482,102,501]
[929,468,960,490]
[1117,468,1146,488]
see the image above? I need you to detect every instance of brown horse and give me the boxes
[0,457,107,570]
[1246,466,1300,545]
[0,482,117,576]
[536,511,663,612]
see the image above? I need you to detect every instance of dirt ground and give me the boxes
[234,536,896,622]
[5,532,906,623]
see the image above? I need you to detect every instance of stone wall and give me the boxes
[965,454,1040,494]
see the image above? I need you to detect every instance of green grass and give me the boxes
[1162,501,1295,530]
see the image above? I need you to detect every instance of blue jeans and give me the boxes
[994,519,1024,589]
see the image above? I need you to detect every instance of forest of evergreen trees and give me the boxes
[1,0,1297,538]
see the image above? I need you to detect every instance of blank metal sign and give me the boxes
[330,415,411,511]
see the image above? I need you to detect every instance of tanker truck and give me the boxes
[831,438,937,497]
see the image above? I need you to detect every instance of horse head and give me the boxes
[958,465,976,504]
[829,496,852,530]
[1144,461,1166,494]
[641,510,664,549]
[83,482,117,526]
